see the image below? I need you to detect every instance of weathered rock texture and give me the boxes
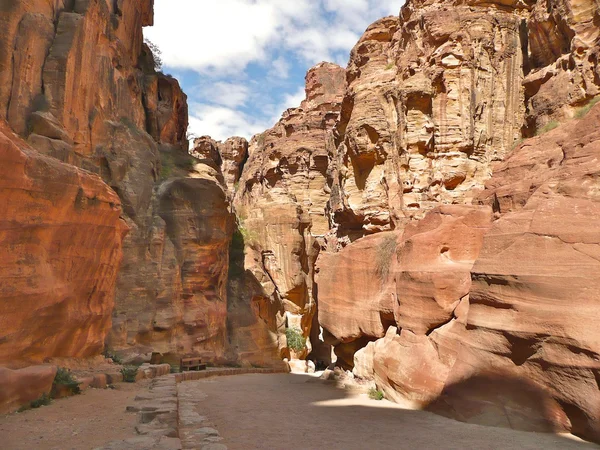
[0,121,126,367]
[323,108,600,443]
[191,136,249,196]
[524,0,600,133]
[229,62,346,364]
[314,0,600,444]
[318,205,492,369]
[0,0,235,368]
[328,8,525,240]
[0,365,57,414]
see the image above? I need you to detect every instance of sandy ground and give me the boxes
[0,381,148,450]
[191,373,598,450]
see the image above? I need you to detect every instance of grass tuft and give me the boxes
[575,96,600,119]
[52,368,81,397]
[369,388,384,401]
[103,349,123,365]
[121,366,139,383]
[375,235,397,281]
[18,393,52,412]
[535,120,559,136]
[285,328,306,353]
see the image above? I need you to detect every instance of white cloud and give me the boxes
[146,0,404,75]
[283,88,306,110]
[147,0,406,140]
[195,82,250,108]
[269,57,291,79]
[189,104,271,141]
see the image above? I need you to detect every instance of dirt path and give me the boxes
[189,373,597,450]
[0,381,148,450]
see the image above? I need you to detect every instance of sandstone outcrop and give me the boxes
[328,6,525,240]
[0,365,57,414]
[318,205,492,369]
[0,0,236,369]
[0,121,127,367]
[315,0,600,443]
[525,0,600,133]
[453,103,600,441]
[191,135,249,197]
[324,106,600,441]
[230,62,346,364]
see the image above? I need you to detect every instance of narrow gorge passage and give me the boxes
[182,374,595,450]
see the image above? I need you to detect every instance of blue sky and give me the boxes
[144,0,403,141]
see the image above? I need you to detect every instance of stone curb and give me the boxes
[174,367,288,384]
[98,368,289,449]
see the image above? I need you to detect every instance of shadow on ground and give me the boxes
[188,373,599,450]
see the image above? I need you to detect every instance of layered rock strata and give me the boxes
[228,62,346,365]
[315,0,600,443]
[0,121,126,367]
[0,1,235,368]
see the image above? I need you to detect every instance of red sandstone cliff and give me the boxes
[314,0,600,442]
[2,0,600,442]
[0,1,232,376]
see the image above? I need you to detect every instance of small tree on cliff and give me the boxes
[144,38,163,71]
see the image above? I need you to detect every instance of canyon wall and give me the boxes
[0,120,126,368]
[314,0,600,443]
[194,0,600,441]
[228,63,346,367]
[1,0,599,441]
[0,0,234,371]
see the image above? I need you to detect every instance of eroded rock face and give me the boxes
[315,0,600,443]
[0,365,57,414]
[320,92,600,445]
[525,0,600,133]
[0,121,127,367]
[0,1,236,367]
[318,205,492,370]
[328,6,526,240]
[453,103,600,442]
[230,62,346,363]
[191,136,249,196]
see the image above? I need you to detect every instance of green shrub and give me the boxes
[121,366,138,383]
[30,393,52,408]
[239,225,258,245]
[181,156,197,171]
[575,96,600,119]
[285,328,306,353]
[160,153,174,180]
[369,388,384,401]
[385,62,395,70]
[144,38,163,71]
[52,368,81,397]
[103,349,123,365]
[18,393,52,412]
[535,120,559,136]
[376,235,397,281]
